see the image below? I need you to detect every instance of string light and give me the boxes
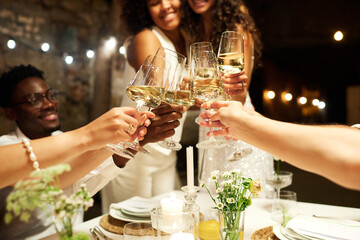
[65,55,73,64]
[298,96,307,105]
[119,46,126,55]
[86,50,95,59]
[318,101,326,109]
[41,42,50,52]
[104,36,117,52]
[312,99,319,106]
[7,39,16,49]
[334,31,343,41]
[266,90,275,99]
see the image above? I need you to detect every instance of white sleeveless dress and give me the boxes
[101,26,186,212]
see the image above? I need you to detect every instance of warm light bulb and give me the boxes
[312,99,319,106]
[65,56,73,64]
[105,37,117,51]
[41,42,50,52]
[298,96,307,105]
[267,91,275,99]
[7,39,16,49]
[318,101,326,109]
[284,93,292,101]
[86,50,94,59]
[119,46,126,55]
[334,31,343,41]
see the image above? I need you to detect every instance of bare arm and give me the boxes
[200,101,360,190]
[127,29,162,71]
[0,107,154,188]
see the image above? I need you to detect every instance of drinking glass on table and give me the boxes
[155,47,187,151]
[265,171,293,221]
[124,55,169,153]
[217,30,252,161]
[192,51,228,149]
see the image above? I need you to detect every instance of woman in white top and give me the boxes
[101,0,187,211]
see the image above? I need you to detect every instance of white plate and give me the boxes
[109,208,152,223]
[120,208,151,218]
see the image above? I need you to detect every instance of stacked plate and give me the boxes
[109,196,160,223]
[273,215,360,240]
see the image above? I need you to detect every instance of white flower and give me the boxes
[226,198,235,203]
[217,202,224,209]
[216,188,222,193]
[211,170,220,181]
[222,171,231,178]
[231,169,241,175]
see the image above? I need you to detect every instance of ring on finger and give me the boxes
[125,124,135,134]
[241,82,244,89]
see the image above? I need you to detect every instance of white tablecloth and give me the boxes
[42,190,360,240]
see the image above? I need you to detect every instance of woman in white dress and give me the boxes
[101,0,187,212]
[182,0,274,196]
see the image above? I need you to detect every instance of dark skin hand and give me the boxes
[113,103,185,167]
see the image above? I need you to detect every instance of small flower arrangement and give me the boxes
[202,169,261,240]
[5,164,93,240]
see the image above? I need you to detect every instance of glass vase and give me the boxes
[219,210,245,240]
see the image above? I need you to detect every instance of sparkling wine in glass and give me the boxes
[124,55,168,153]
[192,51,228,149]
[217,30,251,161]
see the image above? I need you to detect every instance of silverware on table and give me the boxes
[89,227,100,240]
[92,226,114,240]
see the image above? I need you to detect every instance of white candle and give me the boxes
[159,193,184,233]
[170,231,195,240]
[161,193,183,214]
[186,146,194,187]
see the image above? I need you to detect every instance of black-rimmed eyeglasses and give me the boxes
[11,88,60,108]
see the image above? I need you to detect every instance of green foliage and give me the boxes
[5,163,93,239]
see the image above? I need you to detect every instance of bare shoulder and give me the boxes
[127,29,162,70]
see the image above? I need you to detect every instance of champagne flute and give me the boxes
[193,51,228,149]
[160,65,194,150]
[154,47,187,150]
[217,30,252,161]
[124,55,168,153]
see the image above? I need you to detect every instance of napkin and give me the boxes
[110,196,160,215]
[285,215,360,240]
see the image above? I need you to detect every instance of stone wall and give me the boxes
[0,0,123,135]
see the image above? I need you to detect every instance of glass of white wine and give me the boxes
[124,55,169,153]
[154,47,187,151]
[193,51,228,149]
[217,30,252,161]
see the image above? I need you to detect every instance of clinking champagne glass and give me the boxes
[124,55,168,153]
[160,65,194,150]
[193,51,228,149]
[189,42,216,125]
[217,30,252,161]
[154,47,187,151]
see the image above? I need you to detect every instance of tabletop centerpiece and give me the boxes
[203,169,261,240]
[5,164,93,240]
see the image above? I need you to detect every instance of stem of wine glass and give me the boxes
[206,101,217,143]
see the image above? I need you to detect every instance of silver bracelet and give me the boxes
[22,139,40,171]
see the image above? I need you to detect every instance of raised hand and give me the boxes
[140,103,185,146]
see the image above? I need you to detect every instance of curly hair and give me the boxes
[119,1,154,35]
[0,64,44,108]
[181,0,262,66]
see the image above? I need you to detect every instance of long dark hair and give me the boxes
[181,0,262,66]
[119,1,154,35]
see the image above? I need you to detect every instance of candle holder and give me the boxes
[181,185,201,211]
[150,204,198,239]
